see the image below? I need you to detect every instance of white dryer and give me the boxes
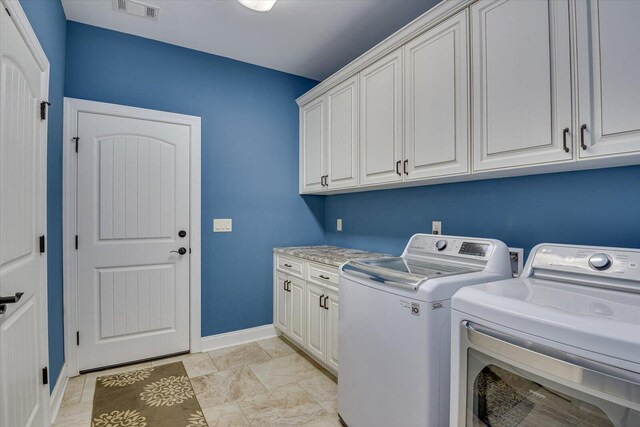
[450,243,640,427]
[338,234,512,427]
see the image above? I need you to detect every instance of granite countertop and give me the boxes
[273,245,391,268]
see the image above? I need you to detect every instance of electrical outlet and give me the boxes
[213,219,232,232]
[432,221,442,235]
[337,218,343,232]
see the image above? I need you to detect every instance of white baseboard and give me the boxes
[201,324,277,353]
[49,363,68,425]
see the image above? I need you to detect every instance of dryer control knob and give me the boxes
[435,240,447,251]
[589,253,612,271]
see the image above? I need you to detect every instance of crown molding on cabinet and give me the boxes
[296,0,475,107]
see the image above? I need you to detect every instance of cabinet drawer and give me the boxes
[276,255,304,277]
[307,263,339,287]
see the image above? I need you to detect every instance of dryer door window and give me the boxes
[466,348,640,427]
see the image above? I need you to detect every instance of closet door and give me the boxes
[300,97,325,193]
[576,0,640,159]
[326,76,358,190]
[471,0,573,172]
[359,49,404,186]
[404,10,469,180]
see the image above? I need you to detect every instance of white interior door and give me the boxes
[0,8,48,427]
[76,111,190,371]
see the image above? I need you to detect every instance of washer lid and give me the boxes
[342,257,479,290]
[452,277,640,365]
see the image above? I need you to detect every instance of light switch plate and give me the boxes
[213,219,232,232]
[337,218,343,232]
[432,221,442,235]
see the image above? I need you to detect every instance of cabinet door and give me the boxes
[288,277,306,347]
[305,282,326,363]
[404,10,469,180]
[359,49,404,186]
[327,76,359,190]
[471,0,573,171]
[274,272,289,333]
[325,290,339,372]
[300,97,326,193]
[576,0,640,159]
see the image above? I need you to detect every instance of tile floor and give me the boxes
[54,337,341,427]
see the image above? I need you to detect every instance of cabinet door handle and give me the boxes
[319,294,325,308]
[286,281,291,292]
[580,124,588,150]
[319,275,330,280]
[324,295,329,310]
[396,160,401,176]
[325,175,329,187]
[562,128,570,153]
[283,280,287,291]
[404,159,408,175]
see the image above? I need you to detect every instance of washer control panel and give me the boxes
[532,245,640,280]
[406,235,493,260]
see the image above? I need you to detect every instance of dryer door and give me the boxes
[459,322,640,427]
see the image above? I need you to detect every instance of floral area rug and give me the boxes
[91,362,208,427]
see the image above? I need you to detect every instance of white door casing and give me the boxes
[326,75,358,190]
[0,2,50,426]
[404,10,469,180]
[576,0,640,159]
[359,48,404,186]
[63,98,201,375]
[471,0,573,171]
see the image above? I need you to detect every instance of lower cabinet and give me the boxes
[274,255,339,374]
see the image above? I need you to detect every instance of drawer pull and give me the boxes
[319,275,330,280]
[324,295,329,310]
[284,263,292,268]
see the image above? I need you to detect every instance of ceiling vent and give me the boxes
[113,0,160,21]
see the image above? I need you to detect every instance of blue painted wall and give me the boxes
[64,22,324,336]
[325,166,640,257]
[20,0,67,391]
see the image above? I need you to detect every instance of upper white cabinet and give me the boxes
[300,97,325,193]
[297,0,640,194]
[327,76,359,189]
[471,0,573,171]
[576,0,640,159]
[404,10,469,180]
[359,49,404,186]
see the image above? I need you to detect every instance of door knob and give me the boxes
[0,292,23,315]
[170,247,187,255]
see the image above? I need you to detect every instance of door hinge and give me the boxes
[76,331,80,346]
[40,101,51,120]
[5,7,11,16]
[42,367,49,385]
[75,235,78,250]
[39,235,46,253]
[73,136,79,153]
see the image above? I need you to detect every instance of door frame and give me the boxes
[62,98,201,376]
[1,0,50,424]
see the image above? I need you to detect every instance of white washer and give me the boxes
[338,234,511,427]
[450,243,640,427]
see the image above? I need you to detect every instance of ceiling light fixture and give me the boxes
[237,0,277,12]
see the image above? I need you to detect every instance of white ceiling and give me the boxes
[61,0,440,81]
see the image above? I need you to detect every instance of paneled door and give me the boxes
[471,0,573,171]
[359,49,404,186]
[300,97,325,193]
[77,111,190,371]
[404,10,469,180]
[326,76,358,190]
[305,282,326,363]
[0,6,49,427]
[576,0,640,158]
[288,276,306,347]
